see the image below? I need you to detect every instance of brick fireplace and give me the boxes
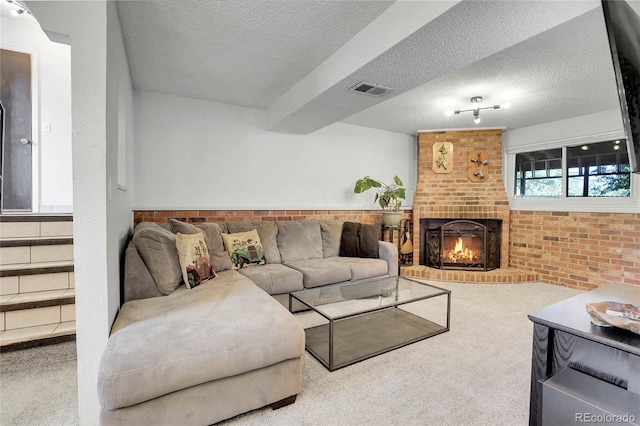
[421,218,502,271]
[402,130,535,283]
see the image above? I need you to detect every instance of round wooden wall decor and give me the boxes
[432,142,453,174]
[468,150,489,182]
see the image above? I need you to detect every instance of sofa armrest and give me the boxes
[124,241,163,304]
[378,241,399,277]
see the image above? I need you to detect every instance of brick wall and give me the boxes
[133,208,639,289]
[413,130,510,266]
[510,211,640,290]
[134,209,412,228]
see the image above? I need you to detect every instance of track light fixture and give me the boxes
[445,96,511,124]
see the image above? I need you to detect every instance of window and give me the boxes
[566,140,630,197]
[515,149,562,197]
[514,140,631,199]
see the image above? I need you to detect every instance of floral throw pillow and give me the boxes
[221,229,266,269]
[175,232,216,289]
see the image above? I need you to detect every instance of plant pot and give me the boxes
[382,212,402,227]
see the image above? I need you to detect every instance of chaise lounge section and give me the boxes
[98,219,397,425]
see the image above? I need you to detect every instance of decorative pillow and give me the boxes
[340,222,360,258]
[132,224,183,295]
[339,221,380,259]
[226,221,281,264]
[276,220,323,263]
[175,232,216,289]
[221,229,266,269]
[169,219,233,272]
[320,220,344,258]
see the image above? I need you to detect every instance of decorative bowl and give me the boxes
[586,301,640,335]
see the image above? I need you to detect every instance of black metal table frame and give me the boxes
[289,278,451,371]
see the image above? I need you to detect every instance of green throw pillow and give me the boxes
[221,229,266,269]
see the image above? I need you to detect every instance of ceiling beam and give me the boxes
[265,1,461,133]
[267,0,600,135]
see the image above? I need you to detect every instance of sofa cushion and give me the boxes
[168,219,233,272]
[285,258,351,288]
[238,264,303,295]
[133,221,164,234]
[319,220,344,258]
[339,222,380,259]
[221,229,266,269]
[99,270,305,410]
[277,220,322,263]
[359,223,380,258]
[175,232,215,289]
[132,224,183,295]
[332,256,390,281]
[226,221,280,264]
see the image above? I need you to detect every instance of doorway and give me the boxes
[1,48,33,212]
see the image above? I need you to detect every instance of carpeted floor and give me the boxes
[0,339,79,425]
[0,281,581,426]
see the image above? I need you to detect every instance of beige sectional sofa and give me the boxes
[98,219,398,425]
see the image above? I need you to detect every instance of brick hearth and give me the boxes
[410,129,534,283]
[401,264,536,284]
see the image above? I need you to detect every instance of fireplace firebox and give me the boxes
[420,219,501,271]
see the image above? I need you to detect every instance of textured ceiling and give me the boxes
[116,0,624,135]
[343,6,620,133]
[117,0,394,109]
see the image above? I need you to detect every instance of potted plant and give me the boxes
[354,175,406,226]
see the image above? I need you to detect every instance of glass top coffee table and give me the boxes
[289,276,450,371]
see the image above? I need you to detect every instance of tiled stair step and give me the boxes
[0,260,75,278]
[1,288,75,312]
[0,239,74,266]
[0,322,76,352]
[0,237,74,247]
[0,214,73,240]
[0,260,73,277]
[1,261,75,297]
[0,214,73,222]
[1,289,76,352]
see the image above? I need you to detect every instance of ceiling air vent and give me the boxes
[349,81,393,97]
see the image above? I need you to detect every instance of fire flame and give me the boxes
[445,237,477,263]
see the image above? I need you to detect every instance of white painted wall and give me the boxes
[504,109,624,149]
[26,1,135,424]
[1,12,72,212]
[106,0,135,343]
[134,90,416,211]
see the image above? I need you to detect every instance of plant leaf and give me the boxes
[379,195,387,208]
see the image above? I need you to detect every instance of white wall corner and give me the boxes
[25,1,114,424]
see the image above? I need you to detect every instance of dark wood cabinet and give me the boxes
[528,284,640,425]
